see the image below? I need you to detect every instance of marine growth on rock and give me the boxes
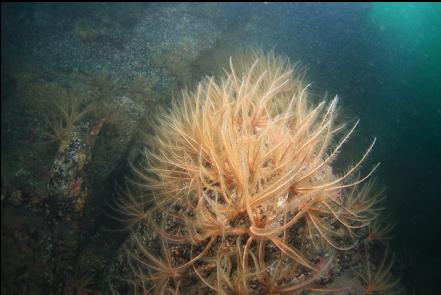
[110,51,397,295]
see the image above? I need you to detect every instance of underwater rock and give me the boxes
[2,117,106,294]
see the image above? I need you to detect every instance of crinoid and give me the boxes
[119,51,385,294]
[42,87,95,143]
[366,219,396,245]
[354,245,401,295]
[104,184,152,232]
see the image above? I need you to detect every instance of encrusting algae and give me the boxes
[109,51,401,294]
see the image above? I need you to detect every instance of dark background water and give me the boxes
[255,3,441,291]
[2,2,440,293]
[272,3,441,292]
